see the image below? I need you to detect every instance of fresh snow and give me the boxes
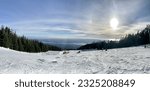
[0,46,150,74]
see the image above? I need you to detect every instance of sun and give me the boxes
[110,17,119,30]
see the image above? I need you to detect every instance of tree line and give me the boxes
[79,25,150,50]
[0,26,61,52]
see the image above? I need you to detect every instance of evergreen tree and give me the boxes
[79,25,150,50]
[0,26,61,52]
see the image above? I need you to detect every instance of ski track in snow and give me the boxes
[0,46,150,74]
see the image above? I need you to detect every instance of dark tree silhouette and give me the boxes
[79,25,150,50]
[0,26,61,52]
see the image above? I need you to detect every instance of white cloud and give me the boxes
[2,0,150,40]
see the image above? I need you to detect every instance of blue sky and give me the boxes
[0,0,150,40]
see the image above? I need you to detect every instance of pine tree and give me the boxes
[0,26,61,52]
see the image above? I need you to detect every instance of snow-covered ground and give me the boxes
[0,46,150,74]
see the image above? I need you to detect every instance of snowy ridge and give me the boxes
[0,46,150,74]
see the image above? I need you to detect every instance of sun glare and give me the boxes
[110,18,119,30]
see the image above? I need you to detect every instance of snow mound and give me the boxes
[0,46,150,74]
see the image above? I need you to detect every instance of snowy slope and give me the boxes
[0,46,150,74]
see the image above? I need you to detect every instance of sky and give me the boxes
[0,0,150,40]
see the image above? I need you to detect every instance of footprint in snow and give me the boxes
[51,61,58,64]
[37,59,45,63]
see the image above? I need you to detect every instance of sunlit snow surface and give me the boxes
[0,46,150,74]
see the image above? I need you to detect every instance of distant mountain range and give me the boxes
[38,38,102,50]
[0,26,61,52]
[79,25,150,50]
